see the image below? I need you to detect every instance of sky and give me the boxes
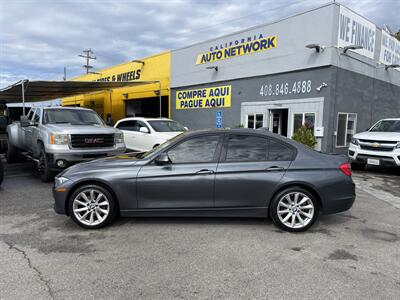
[0,0,399,88]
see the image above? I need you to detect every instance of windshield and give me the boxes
[369,120,400,133]
[148,120,186,132]
[43,109,104,125]
[137,133,184,159]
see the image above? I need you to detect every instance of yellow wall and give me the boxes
[62,51,170,121]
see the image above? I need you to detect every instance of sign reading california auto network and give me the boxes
[176,86,231,110]
[196,35,277,64]
[338,6,376,59]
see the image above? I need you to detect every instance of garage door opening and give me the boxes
[125,96,169,118]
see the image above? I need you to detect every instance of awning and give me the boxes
[0,80,160,103]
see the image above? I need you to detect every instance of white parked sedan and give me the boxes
[114,117,187,151]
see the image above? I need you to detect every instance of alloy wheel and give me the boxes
[277,192,315,229]
[72,188,110,226]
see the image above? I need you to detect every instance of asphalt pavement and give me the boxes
[0,159,399,300]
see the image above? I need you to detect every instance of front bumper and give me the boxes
[45,143,126,169]
[348,143,400,167]
[53,180,75,215]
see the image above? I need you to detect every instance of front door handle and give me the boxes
[196,169,214,175]
[265,166,285,172]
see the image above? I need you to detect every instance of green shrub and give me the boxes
[292,125,317,149]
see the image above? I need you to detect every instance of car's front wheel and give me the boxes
[270,187,319,232]
[69,184,117,229]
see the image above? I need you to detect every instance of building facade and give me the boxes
[63,51,170,122]
[170,3,400,153]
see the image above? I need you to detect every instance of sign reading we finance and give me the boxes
[380,30,400,66]
[338,6,376,59]
[176,86,231,110]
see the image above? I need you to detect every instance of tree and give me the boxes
[292,125,317,149]
[396,30,400,41]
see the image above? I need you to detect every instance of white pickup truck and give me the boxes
[6,107,126,181]
[348,118,400,169]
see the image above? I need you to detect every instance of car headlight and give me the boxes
[351,137,359,146]
[50,133,69,145]
[115,132,124,144]
[54,176,69,187]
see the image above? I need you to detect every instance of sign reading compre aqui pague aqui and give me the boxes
[176,86,232,110]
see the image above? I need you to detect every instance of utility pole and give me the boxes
[79,49,96,74]
[63,67,67,80]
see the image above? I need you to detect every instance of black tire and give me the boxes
[351,162,365,171]
[270,186,319,232]
[0,160,3,186]
[38,146,55,182]
[6,141,20,163]
[69,184,117,229]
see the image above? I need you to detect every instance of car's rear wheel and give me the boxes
[351,162,365,171]
[69,184,117,229]
[270,187,319,232]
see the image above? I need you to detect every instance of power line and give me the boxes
[79,49,96,74]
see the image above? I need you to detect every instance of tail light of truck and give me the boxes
[339,163,352,176]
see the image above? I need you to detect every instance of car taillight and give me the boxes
[339,163,352,176]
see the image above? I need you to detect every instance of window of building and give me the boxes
[168,135,220,163]
[293,113,315,133]
[246,114,264,129]
[226,135,268,161]
[336,113,357,147]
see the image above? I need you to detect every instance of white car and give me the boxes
[348,118,400,169]
[114,117,187,151]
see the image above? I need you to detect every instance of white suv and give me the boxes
[348,118,400,169]
[114,117,187,151]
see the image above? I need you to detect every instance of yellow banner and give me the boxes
[196,35,277,64]
[176,86,231,110]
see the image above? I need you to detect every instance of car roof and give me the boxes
[116,117,171,122]
[41,106,93,111]
[378,118,400,121]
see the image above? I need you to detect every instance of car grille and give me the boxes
[70,134,114,148]
[358,139,396,152]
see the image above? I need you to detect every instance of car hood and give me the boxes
[155,131,183,139]
[45,123,118,134]
[354,131,400,141]
[60,152,143,177]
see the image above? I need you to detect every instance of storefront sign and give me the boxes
[196,36,277,64]
[379,30,400,66]
[95,69,141,82]
[176,86,231,109]
[338,6,376,59]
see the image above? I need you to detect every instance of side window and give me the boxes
[268,139,294,161]
[226,134,268,162]
[246,114,264,129]
[137,121,150,132]
[32,108,41,123]
[117,120,139,131]
[27,109,34,121]
[168,135,220,163]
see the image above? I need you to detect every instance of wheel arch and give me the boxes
[270,182,323,212]
[65,179,120,216]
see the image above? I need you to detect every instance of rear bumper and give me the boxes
[321,182,356,215]
[348,143,400,167]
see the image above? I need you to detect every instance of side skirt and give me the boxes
[120,207,269,218]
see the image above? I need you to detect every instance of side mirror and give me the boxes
[20,116,30,127]
[139,127,150,133]
[183,126,189,131]
[155,153,171,165]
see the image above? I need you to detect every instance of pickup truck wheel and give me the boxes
[6,141,20,164]
[69,184,116,229]
[38,147,55,182]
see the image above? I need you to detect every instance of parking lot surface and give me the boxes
[1,159,400,300]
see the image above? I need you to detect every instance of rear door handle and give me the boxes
[196,169,215,175]
[265,166,285,172]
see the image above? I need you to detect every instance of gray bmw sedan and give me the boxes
[53,129,355,232]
